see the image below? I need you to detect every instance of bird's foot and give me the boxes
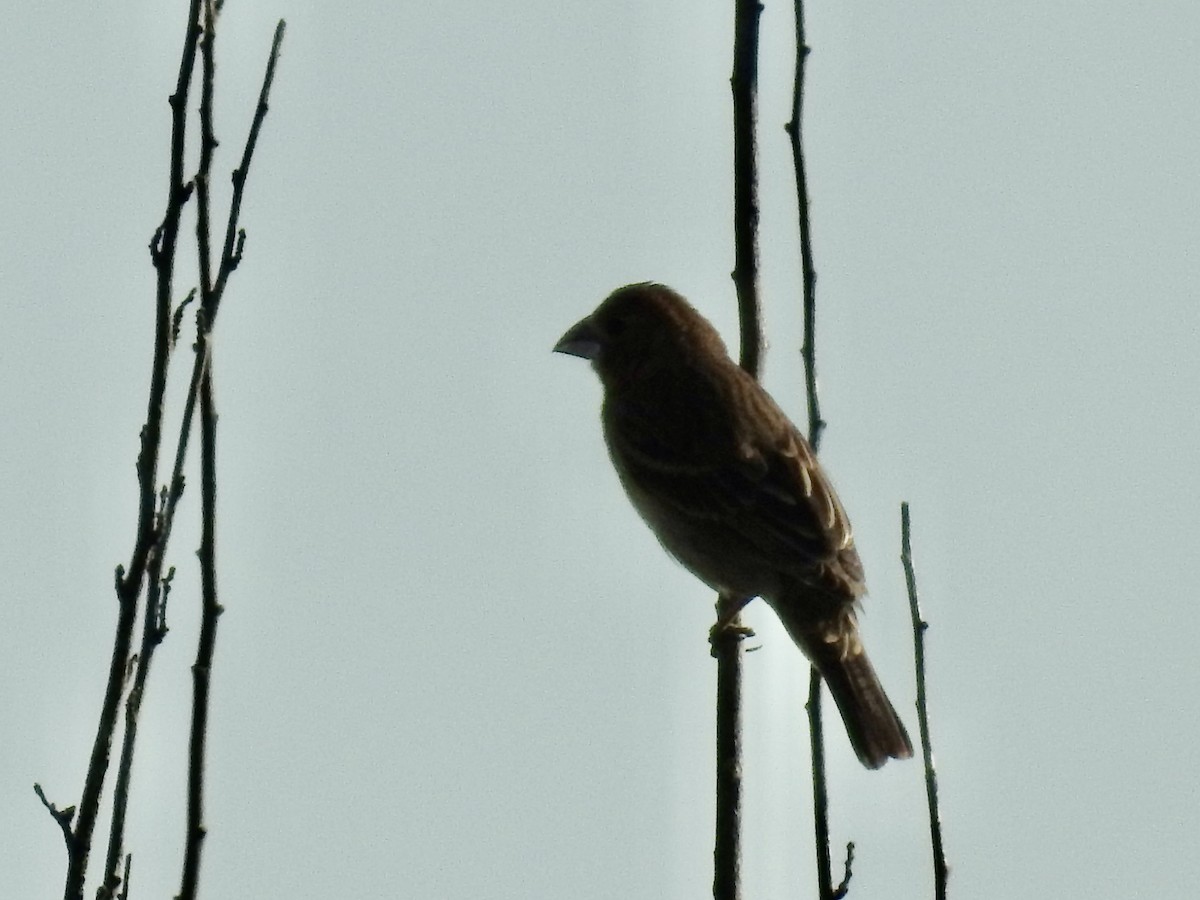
[708,618,756,657]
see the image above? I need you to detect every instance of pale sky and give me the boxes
[3,2,1199,898]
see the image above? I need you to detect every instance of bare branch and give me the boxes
[787,0,824,450]
[162,17,287,562]
[901,502,949,899]
[49,4,284,898]
[115,854,132,900]
[176,7,284,897]
[832,841,855,900]
[731,0,764,381]
[786,3,846,896]
[215,20,287,303]
[714,3,764,899]
[34,783,75,849]
[59,7,205,900]
[178,358,224,900]
[171,289,197,348]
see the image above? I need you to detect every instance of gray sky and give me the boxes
[4,1,1199,898]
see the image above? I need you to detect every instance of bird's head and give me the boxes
[553,283,729,387]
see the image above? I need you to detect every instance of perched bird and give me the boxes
[554,282,912,769]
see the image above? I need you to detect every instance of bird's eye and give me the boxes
[605,314,628,338]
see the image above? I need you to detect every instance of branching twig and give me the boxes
[215,19,286,304]
[101,557,172,895]
[56,5,204,900]
[116,854,132,900]
[833,841,855,900]
[44,4,284,899]
[901,503,948,900]
[176,7,284,898]
[161,21,286,546]
[34,783,75,849]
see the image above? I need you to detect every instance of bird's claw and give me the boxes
[709,620,756,656]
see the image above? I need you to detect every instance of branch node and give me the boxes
[150,225,166,264]
[230,228,246,269]
[171,289,198,348]
[34,783,75,846]
[832,841,855,899]
[116,853,132,900]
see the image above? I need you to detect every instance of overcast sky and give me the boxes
[3,2,1199,898]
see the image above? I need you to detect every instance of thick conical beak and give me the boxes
[553,316,602,360]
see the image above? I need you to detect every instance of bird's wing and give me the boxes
[607,397,855,577]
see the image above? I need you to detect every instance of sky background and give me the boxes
[3,1,1199,898]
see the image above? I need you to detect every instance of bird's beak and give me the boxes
[553,316,602,360]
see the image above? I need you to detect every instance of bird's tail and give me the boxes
[770,603,914,769]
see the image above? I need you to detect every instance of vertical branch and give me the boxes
[901,503,949,900]
[65,576,138,900]
[55,4,204,900]
[178,3,219,895]
[41,4,283,899]
[786,2,844,898]
[195,0,218,305]
[712,594,745,900]
[179,351,222,900]
[804,676,834,899]
[155,21,285,620]
[731,0,764,379]
[100,558,171,898]
[116,853,132,900]
[785,1,824,449]
[714,2,763,899]
[177,9,285,898]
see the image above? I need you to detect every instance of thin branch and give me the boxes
[833,841,855,900]
[901,503,949,900]
[712,597,745,900]
[62,583,137,900]
[195,0,218,307]
[786,0,824,450]
[715,3,764,900]
[162,17,287,556]
[806,661,835,900]
[214,19,287,304]
[177,3,219,894]
[176,7,285,898]
[787,3,843,897]
[805,676,834,900]
[101,555,171,895]
[34,783,75,849]
[116,854,132,900]
[171,289,197,348]
[58,5,204,899]
[179,354,223,900]
[731,0,764,380]
[45,4,283,898]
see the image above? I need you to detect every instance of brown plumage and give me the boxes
[554,282,912,769]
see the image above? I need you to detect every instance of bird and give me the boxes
[554,282,913,769]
